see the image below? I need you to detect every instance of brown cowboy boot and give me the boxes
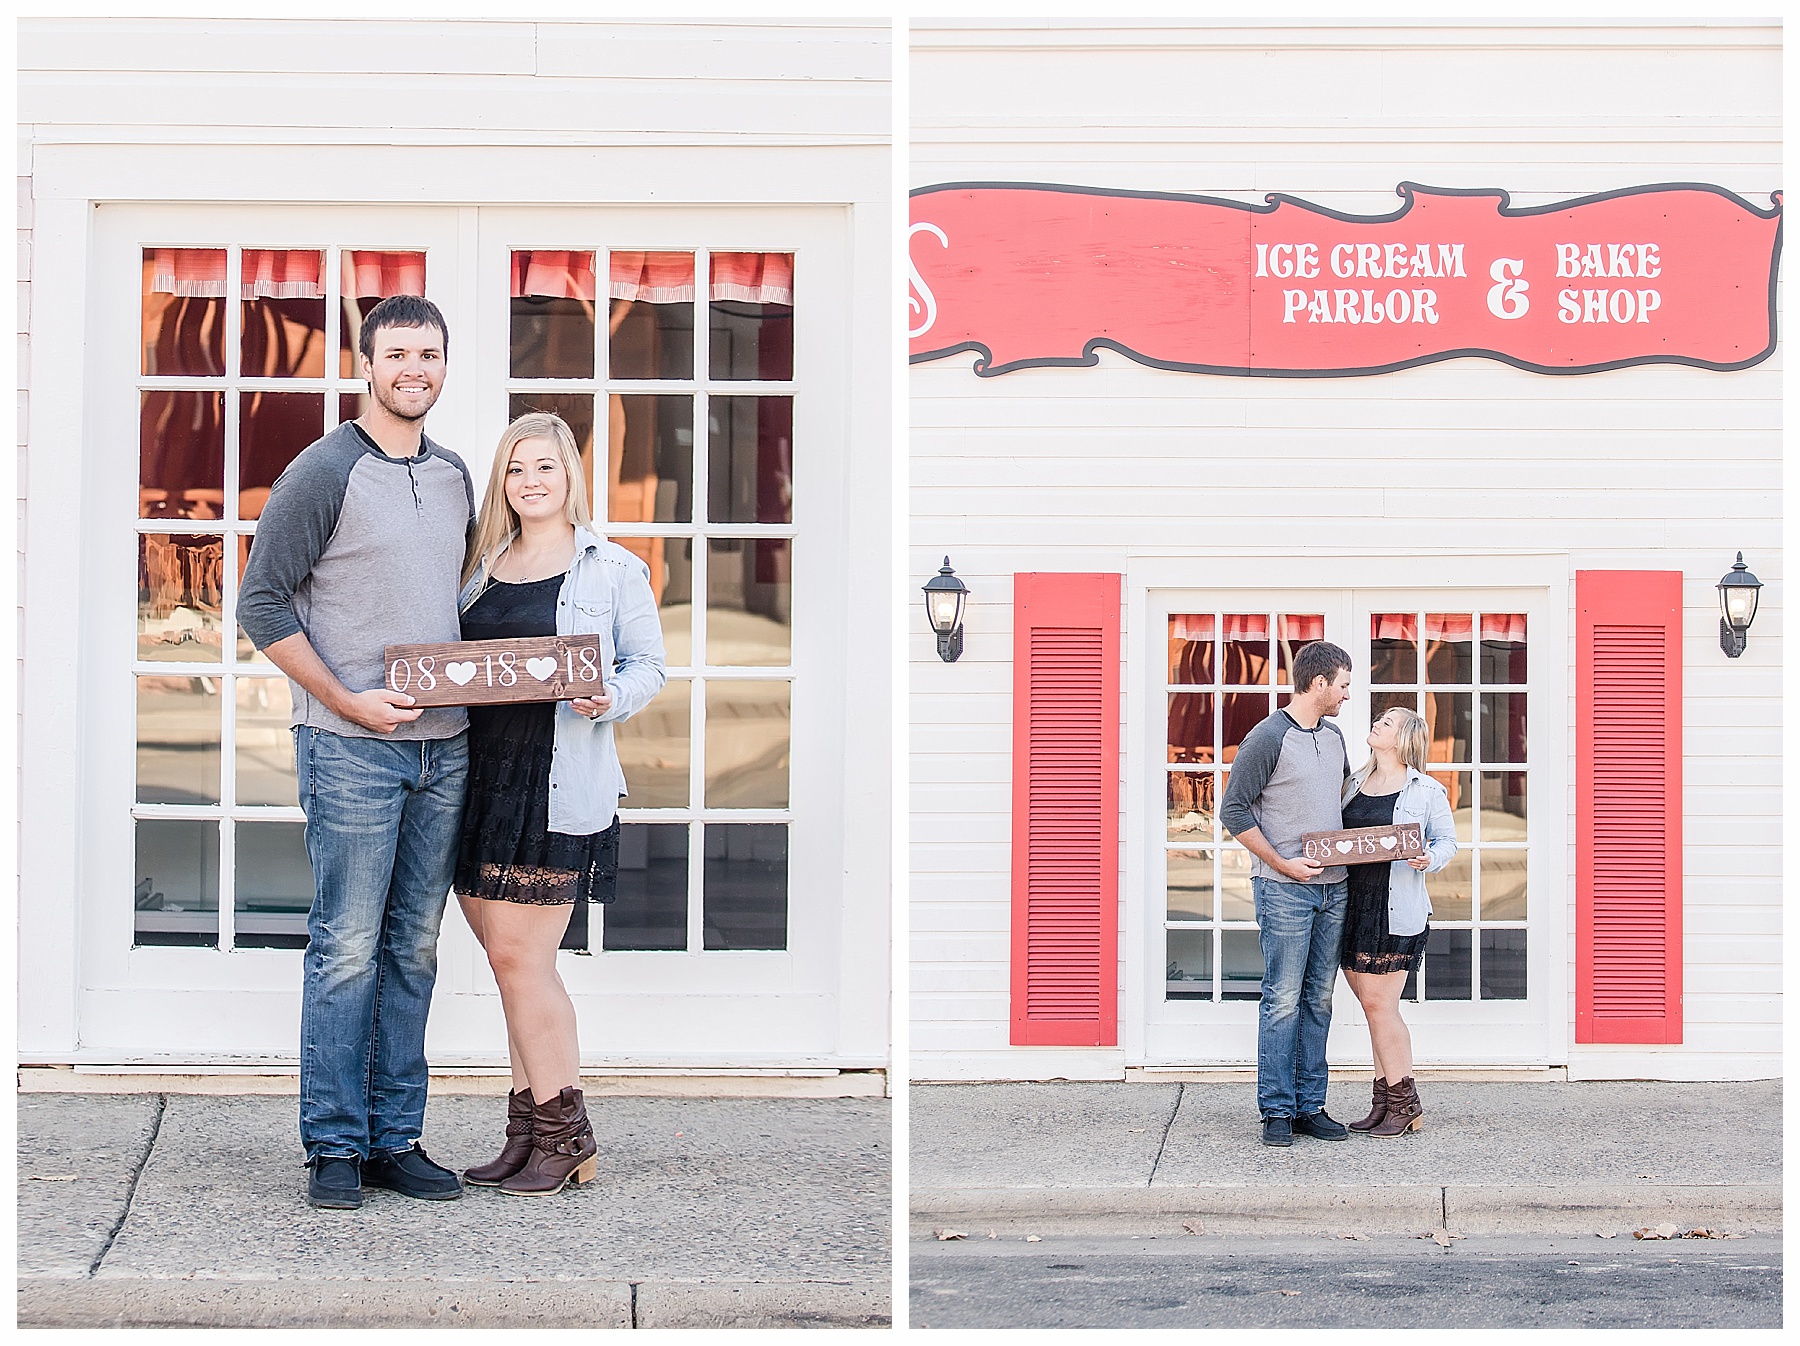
[1370,1076,1423,1137]
[500,1086,598,1196]
[464,1088,535,1186]
[1348,1078,1388,1133]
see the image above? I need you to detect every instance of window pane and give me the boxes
[236,536,270,665]
[1166,770,1216,842]
[142,248,226,376]
[1480,614,1528,684]
[1481,692,1527,764]
[603,823,689,951]
[1221,692,1268,758]
[1220,929,1264,1000]
[1275,614,1325,686]
[1167,693,1214,765]
[1425,614,1473,683]
[1370,613,1419,683]
[710,253,793,380]
[1430,770,1473,841]
[505,392,597,518]
[1430,849,1471,921]
[1166,848,1213,922]
[135,818,219,948]
[1166,928,1213,1000]
[511,251,596,379]
[1424,691,1471,764]
[236,677,296,807]
[1220,847,1255,921]
[235,821,312,949]
[1480,850,1528,921]
[1222,615,1270,685]
[707,396,793,524]
[702,823,786,950]
[1371,689,1417,722]
[137,676,221,804]
[240,391,323,522]
[610,252,696,380]
[606,394,692,524]
[603,536,692,664]
[1481,771,1527,840]
[614,679,690,809]
[140,390,225,521]
[1422,928,1472,1000]
[1168,614,1215,685]
[707,539,790,667]
[703,681,789,808]
[1480,930,1528,1000]
[339,391,368,424]
[340,250,427,377]
[241,250,326,379]
[138,534,223,663]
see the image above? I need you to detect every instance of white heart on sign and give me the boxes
[445,661,477,687]
[1380,836,1397,850]
[1336,840,1354,854]
[525,656,558,682]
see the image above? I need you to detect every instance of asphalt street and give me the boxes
[909,1232,1783,1329]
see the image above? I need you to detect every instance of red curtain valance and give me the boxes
[1169,614,1326,643]
[510,250,794,305]
[1373,613,1527,643]
[147,248,425,301]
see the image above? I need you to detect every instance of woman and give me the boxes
[454,412,666,1196]
[1340,706,1456,1137]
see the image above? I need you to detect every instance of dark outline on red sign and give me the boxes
[909,180,1782,378]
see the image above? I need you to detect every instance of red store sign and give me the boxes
[908,182,1781,377]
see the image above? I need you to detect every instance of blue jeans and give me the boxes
[295,726,468,1161]
[1253,876,1348,1120]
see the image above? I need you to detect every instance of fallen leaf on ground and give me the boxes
[1025,1235,1043,1242]
[934,1229,967,1241]
[27,1174,78,1182]
[1633,1224,1680,1241]
[986,1230,998,1240]
[1183,1220,1205,1236]
[1427,1228,1464,1248]
[1338,1232,1369,1241]
[1126,1128,1147,1133]
[1681,1228,1736,1239]
[1595,1232,1617,1239]
[1276,1290,1301,1297]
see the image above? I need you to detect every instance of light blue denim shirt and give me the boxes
[1342,766,1458,937]
[458,526,666,835]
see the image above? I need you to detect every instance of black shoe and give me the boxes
[306,1154,363,1209]
[1294,1110,1349,1141]
[363,1144,464,1201]
[1260,1116,1293,1147]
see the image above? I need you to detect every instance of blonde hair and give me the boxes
[1375,706,1431,774]
[462,413,591,589]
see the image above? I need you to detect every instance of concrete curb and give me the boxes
[911,1183,1783,1238]
[18,1279,888,1330]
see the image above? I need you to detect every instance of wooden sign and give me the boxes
[1299,822,1426,867]
[382,635,604,707]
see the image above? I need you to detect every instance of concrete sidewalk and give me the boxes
[18,1089,890,1329]
[911,1080,1781,1239]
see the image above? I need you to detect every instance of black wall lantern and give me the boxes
[1716,553,1763,658]
[923,556,969,662]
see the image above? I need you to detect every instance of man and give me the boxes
[1219,641,1355,1148]
[240,294,475,1209]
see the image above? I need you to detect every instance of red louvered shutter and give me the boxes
[1576,571,1683,1044]
[1010,573,1120,1046]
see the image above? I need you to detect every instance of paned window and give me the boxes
[506,249,796,953]
[135,246,425,947]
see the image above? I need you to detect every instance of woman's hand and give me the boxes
[1406,855,1430,871]
[569,688,613,720]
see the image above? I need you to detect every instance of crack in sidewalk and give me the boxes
[629,1282,640,1329]
[89,1093,167,1277]
[1146,1083,1184,1186]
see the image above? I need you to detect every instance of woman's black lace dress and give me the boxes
[1338,789,1428,975]
[452,574,619,905]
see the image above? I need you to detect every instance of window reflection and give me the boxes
[1370,613,1418,683]
[1167,693,1214,764]
[135,818,219,948]
[604,823,689,951]
[1480,931,1528,1000]
[1480,614,1528,683]
[140,390,225,521]
[1220,929,1264,1000]
[139,534,223,663]
[709,253,793,381]
[707,539,790,666]
[702,823,786,950]
[1166,928,1212,999]
[615,536,693,664]
[1425,613,1474,683]
[510,251,597,379]
[142,248,226,377]
[137,676,221,805]
[1423,929,1472,999]
[1480,850,1528,921]
[235,677,296,807]
[707,396,792,524]
[606,395,692,525]
[1275,614,1325,685]
[235,821,312,949]
[703,681,789,808]
[1166,769,1216,842]
[341,251,427,376]
[1221,615,1270,685]
[240,249,326,379]
[610,252,697,380]
[1168,614,1215,684]
[240,391,323,521]
[614,679,691,810]
[1165,849,1213,923]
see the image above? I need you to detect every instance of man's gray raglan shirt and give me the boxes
[1219,709,1351,883]
[238,421,475,740]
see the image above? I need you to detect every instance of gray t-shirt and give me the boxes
[238,421,475,740]
[1219,709,1351,883]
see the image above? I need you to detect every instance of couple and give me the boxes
[239,295,666,1210]
[1219,642,1457,1148]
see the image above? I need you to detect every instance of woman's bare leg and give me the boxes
[459,893,533,1094]
[1346,970,1388,1080]
[1358,970,1414,1081]
[476,900,581,1100]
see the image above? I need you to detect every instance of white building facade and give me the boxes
[909,21,1780,1083]
[19,19,892,1079]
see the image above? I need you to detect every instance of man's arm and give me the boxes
[1233,823,1322,882]
[262,632,420,734]
[1220,718,1321,882]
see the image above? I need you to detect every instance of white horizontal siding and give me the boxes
[910,23,1779,1082]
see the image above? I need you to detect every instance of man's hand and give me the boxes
[1275,854,1325,882]
[338,688,421,733]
